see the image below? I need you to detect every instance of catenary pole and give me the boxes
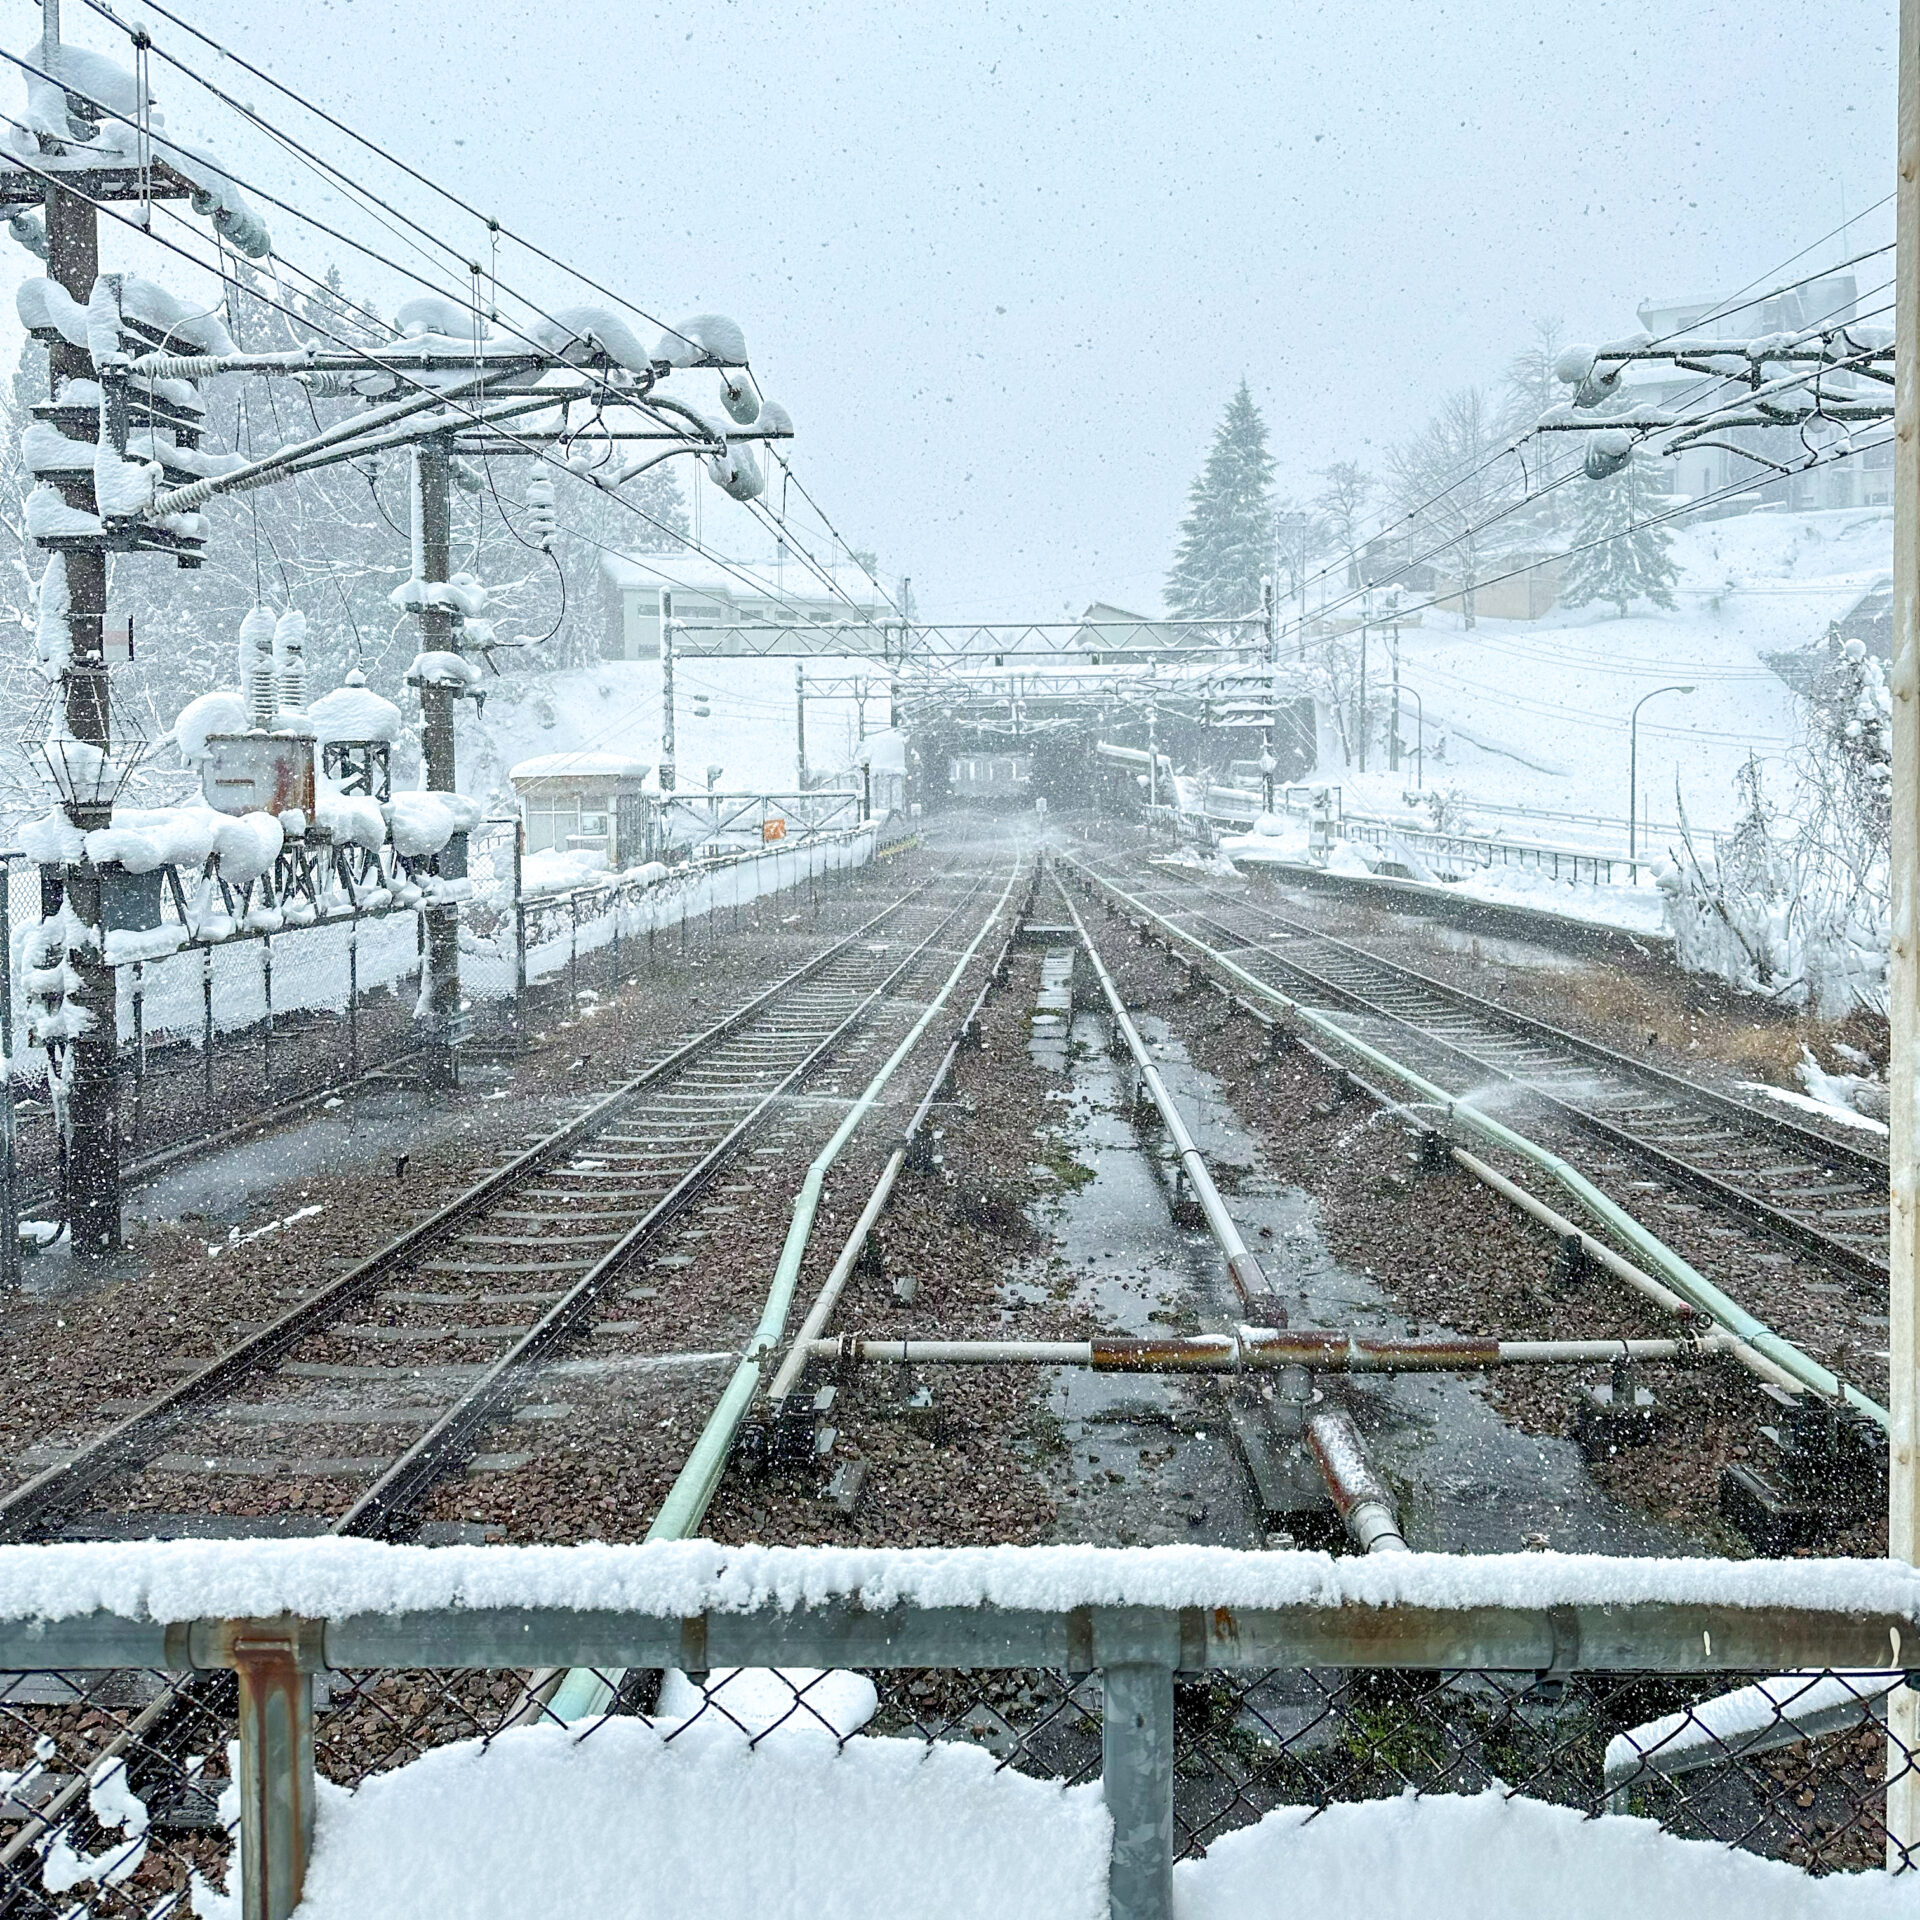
[795,663,807,788]
[412,437,463,1089]
[1888,0,1920,1869]
[43,8,120,1252]
[659,589,677,793]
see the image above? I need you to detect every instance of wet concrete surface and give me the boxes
[1025,946,1709,1558]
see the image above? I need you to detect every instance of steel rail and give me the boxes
[0,880,936,1541]
[341,867,1004,1539]
[1049,874,1274,1309]
[1102,855,1890,1280]
[1060,852,1888,1427]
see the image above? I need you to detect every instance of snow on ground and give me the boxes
[456,656,888,811]
[1328,507,1889,838]
[1216,817,1671,937]
[246,1716,1111,1920]
[197,1733,1913,1920]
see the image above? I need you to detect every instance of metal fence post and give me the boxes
[261,934,273,1096]
[220,1617,321,1920]
[0,856,17,1290]
[202,946,215,1122]
[348,908,360,1077]
[512,821,528,1021]
[130,960,144,1148]
[1101,1663,1174,1920]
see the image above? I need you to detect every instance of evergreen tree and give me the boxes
[1165,380,1274,618]
[1559,449,1678,617]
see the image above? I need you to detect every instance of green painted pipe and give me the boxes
[550,859,1024,1721]
[1067,855,1887,1429]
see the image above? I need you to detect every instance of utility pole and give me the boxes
[1261,574,1277,814]
[659,589,677,792]
[1887,0,1919,1868]
[1357,610,1369,776]
[411,437,463,1090]
[794,663,807,789]
[43,3,118,1253]
[1389,605,1402,775]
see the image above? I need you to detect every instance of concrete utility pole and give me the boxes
[659,589,677,792]
[794,663,807,788]
[42,9,118,1253]
[1261,575,1277,814]
[411,437,463,1089]
[1888,0,1920,1867]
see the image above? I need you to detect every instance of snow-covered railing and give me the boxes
[0,1539,1914,1920]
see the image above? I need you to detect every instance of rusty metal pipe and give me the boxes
[805,1332,1726,1372]
[1307,1407,1409,1554]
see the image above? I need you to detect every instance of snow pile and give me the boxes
[407,651,483,689]
[1176,1790,1908,1920]
[264,1716,1107,1920]
[15,276,88,347]
[34,557,69,681]
[308,680,403,746]
[520,846,608,893]
[171,690,249,764]
[387,791,485,858]
[21,420,88,472]
[17,809,83,865]
[24,483,99,538]
[654,313,749,367]
[5,1538,1920,1627]
[83,806,282,885]
[394,293,481,340]
[509,751,650,782]
[389,574,487,617]
[528,306,652,372]
[114,275,236,356]
[91,438,159,516]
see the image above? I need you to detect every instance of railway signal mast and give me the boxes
[0,7,794,1251]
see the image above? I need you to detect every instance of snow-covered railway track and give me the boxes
[0,866,1000,1546]
[1075,852,1889,1286]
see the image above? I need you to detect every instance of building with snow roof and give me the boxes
[600,555,896,659]
[508,751,653,866]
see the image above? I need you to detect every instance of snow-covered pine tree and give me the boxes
[1559,448,1678,617]
[1165,380,1274,618]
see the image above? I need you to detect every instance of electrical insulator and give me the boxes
[525,474,558,551]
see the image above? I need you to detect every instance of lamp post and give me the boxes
[1628,684,1694,865]
[1400,686,1424,789]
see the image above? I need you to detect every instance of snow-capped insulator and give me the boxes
[525,474,558,551]
[1582,430,1635,481]
[705,440,765,502]
[275,609,308,718]
[693,697,711,719]
[238,606,278,728]
[719,374,760,426]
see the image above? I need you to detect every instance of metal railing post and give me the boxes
[512,819,527,1021]
[1101,1662,1175,1920]
[0,856,17,1290]
[217,1617,321,1920]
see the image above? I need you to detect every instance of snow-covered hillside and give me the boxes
[1323,507,1890,837]
[453,657,893,811]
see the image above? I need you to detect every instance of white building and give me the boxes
[1624,276,1892,514]
[600,554,899,659]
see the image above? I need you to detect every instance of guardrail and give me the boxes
[0,1543,1914,1918]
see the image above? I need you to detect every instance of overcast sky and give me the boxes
[23,0,1901,620]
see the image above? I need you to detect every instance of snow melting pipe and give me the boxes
[1061,853,1888,1431]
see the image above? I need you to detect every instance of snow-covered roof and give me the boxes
[509,751,652,787]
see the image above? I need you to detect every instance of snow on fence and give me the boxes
[0,1539,1911,1919]
[0,821,881,1209]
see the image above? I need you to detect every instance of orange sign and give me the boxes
[762,817,788,843]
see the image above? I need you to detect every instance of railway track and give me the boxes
[1069,847,1890,1286]
[0,861,1003,1546]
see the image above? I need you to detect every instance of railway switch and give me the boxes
[1720,1384,1886,1553]
[1571,1358,1657,1460]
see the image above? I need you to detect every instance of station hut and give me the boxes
[508,752,654,867]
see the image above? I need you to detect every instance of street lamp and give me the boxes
[1628,685,1695,865]
[1399,685,1424,790]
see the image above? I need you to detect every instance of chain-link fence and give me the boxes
[0,822,879,1237]
[0,1569,1913,1917]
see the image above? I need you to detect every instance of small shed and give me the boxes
[508,751,653,867]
